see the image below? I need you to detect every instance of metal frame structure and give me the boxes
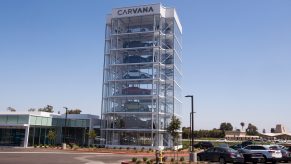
[101,4,182,149]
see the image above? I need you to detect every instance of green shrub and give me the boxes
[171,157,175,162]
[162,156,167,162]
[127,147,130,150]
[143,157,148,162]
[146,160,151,164]
[119,147,122,149]
[113,147,116,149]
[179,156,185,161]
[132,157,137,162]
[136,159,142,164]
[141,147,145,152]
[69,143,79,149]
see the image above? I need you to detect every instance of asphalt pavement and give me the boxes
[0,152,134,164]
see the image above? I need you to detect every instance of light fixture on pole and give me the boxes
[185,95,196,162]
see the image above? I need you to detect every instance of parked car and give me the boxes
[193,142,214,149]
[230,144,243,150]
[123,41,141,48]
[120,136,137,145]
[269,145,291,163]
[123,101,149,112]
[123,55,152,63]
[123,70,151,79]
[243,145,282,163]
[237,148,265,163]
[118,116,151,129]
[127,27,150,33]
[216,138,228,142]
[285,146,291,152]
[123,41,157,48]
[197,147,244,164]
[122,87,151,95]
[112,105,125,112]
[241,140,253,147]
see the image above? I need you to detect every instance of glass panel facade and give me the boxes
[0,114,99,147]
[0,116,7,124]
[0,128,25,146]
[28,127,55,146]
[63,127,88,145]
[102,4,182,148]
[18,115,29,124]
[0,115,29,125]
[29,116,52,126]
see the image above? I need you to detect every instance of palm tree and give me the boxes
[240,122,245,131]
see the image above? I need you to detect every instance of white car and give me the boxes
[216,138,227,142]
[127,27,149,33]
[243,145,282,163]
[123,70,151,79]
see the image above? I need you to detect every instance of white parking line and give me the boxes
[75,155,105,164]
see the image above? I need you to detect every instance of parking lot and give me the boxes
[0,152,288,164]
[0,152,135,164]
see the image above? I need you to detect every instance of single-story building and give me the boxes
[0,112,101,147]
[259,133,291,140]
[260,124,291,141]
[225,131,260,140]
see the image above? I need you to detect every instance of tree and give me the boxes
[87,130,97,146]
[38,105,54,113]
[182,127,190,139]
[67,109,82,114]
[271,128,275,133]
[192,129,224,139]
[246,123,259,135]
[7,107,16,112]
[28,108,36,112]
[219,122,233,131]
[167,116,181,147]
[240,122,245,131]
[47,130,56,145]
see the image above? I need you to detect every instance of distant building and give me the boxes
[225,131,260,140]
[0,112,101,147]
[260,124,291,140]
[275,124,287,133]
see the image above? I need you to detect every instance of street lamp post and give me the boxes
[185,95,196,162]
[185,95,194,151]
[189,112,192,150]
[63,107,68,147]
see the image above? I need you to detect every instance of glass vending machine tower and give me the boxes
[101,4,182,149]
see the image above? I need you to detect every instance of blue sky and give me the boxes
[0,0,291,132]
